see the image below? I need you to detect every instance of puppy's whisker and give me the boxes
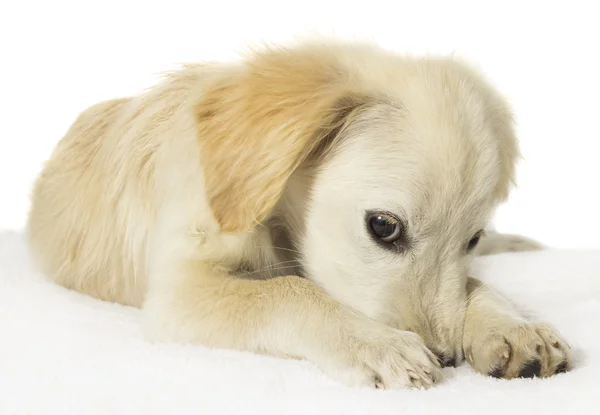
[255,245,303,255]
[236,260,301,276]
[237,263,301,278]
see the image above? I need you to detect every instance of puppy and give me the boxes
[27,39,571,389]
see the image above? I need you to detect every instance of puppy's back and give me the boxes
[27,97,148,306]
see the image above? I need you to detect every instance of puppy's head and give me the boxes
[196,40,519,363]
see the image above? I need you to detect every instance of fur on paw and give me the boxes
[465,322,572,379]
[321,326,443,389]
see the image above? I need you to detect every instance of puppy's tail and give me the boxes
[475,231,545,256]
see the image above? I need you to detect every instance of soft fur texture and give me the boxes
[2,231,599,414]
[27,39,571,389]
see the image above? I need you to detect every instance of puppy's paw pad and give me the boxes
[470,322,572,379]
[518,359,541,378]
[555,361,569,374]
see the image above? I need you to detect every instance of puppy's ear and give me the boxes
[195,47,365,233]
[485,96,521,203]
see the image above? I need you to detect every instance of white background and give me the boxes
[0,0,598,249]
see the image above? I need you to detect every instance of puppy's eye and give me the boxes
[367,213,403,244]
[467,231,483,252]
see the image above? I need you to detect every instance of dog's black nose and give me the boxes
[433,350,457,368]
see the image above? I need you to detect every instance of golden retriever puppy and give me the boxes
[27,39,571,389]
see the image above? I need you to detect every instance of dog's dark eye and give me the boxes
[467,231,483,252]
[367,213,403,244]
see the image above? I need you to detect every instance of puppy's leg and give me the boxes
[463,278,572,378]
[144,260,442,389]
[475,231,544,256]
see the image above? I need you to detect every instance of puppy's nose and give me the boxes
[433,350,457,368]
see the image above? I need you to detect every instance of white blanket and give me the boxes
[1,231,599,414]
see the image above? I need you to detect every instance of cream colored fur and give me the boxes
[27,39,571,389]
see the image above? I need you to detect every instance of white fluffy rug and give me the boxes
[1,231,599,414]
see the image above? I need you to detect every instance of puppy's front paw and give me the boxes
[317,323,442,389]
[465,321,572,379]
